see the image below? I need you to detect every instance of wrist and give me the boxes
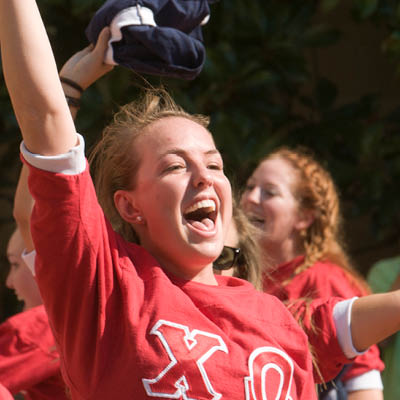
[65,95,81,109]
[61,83,82,98]
[60,77,84,110]
[60,76,84,93]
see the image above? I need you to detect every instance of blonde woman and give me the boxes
[2,1,400,398]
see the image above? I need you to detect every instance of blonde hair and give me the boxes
[265,147,370,293]
[231,198,265,290]
[284,297,324,383]
[89,88,209,243]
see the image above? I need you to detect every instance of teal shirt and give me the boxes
[368,256,400,400]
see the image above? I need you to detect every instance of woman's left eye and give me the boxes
[208,163,222,170]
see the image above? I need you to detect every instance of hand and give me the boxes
[59,27,114,91]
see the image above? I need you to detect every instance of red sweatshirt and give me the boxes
[0,305,67,399]
[264,256,384,383]
[25,160,350,399]
[0,383,13,400]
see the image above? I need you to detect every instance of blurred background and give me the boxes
[1,0,400,320]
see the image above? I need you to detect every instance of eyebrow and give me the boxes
[158,148,221,159]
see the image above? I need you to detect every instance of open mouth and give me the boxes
[184,199,217,232]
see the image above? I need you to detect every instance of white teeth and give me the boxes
[185,199,216,214]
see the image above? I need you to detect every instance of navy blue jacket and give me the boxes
[86,0,218,80]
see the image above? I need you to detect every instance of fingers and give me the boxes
[93,27,111,56]
[59,26,113,93]
[92,27,114,74]
[79,45,93,56]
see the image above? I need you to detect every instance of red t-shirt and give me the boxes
[0,383,13,400]
[26,162,349,399]
[0,305,67,399]
[264,256,384,382]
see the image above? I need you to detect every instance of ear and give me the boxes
[294,208,315,231]
[114,190,145,225]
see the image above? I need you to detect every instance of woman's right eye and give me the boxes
[244,184,255,192]
[262,188,278,198]
[165,164,184,172]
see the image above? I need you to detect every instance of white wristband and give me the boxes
[20,133,86,175]
[333,297,366,358]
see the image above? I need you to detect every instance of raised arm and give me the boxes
[59,27,113,119]
[12,26,113,252]
[0,0,76,155]
[351,290,400,351]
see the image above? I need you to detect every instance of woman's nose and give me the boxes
[5,268,14,289]
[193,166,213,188]
[242,187,260,205]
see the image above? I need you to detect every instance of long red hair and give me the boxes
[264,147,370,294]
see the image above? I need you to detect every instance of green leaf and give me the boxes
[315,77,338,109]
[320,0,342,13]
[382,31,400,59]
[352,0,379,19]
[302,25,341,47]
[360,123,384,158]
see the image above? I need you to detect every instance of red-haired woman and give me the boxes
[241,147,384,399]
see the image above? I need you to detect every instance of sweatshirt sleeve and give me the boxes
[287,297,358,383]
[20,135,141,396]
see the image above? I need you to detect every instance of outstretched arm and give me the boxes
[390,273,400,291]
[348,390,383,400]
[351,290,400,351]
[0,0,76,155]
